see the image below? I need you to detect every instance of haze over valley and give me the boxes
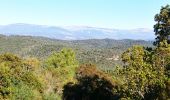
[0,23,154,40]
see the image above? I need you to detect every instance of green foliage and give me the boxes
[0,53,44,99]
[21,72,43,92]
[114,45,166,99]
[63,64,120,100]
[43,92,61,100]
[153,42,170,99]
[152,4,170,99]
[45,48,78,94]
[154,5,170,46]
[0,35,153,70]
[11,83,35,100]
[46,48,78,68]
[0,4,170,100]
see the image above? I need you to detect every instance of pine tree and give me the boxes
[154,5,170,46]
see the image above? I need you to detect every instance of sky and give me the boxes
[0,0,169,29]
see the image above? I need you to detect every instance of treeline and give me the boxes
[0,46,170,100]
[0,34,153,70]
[0,48,77,100]
[0,4,170,100]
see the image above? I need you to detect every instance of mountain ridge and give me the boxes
[0,23,154,40]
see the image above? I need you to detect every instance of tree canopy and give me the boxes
[154,5,170,46]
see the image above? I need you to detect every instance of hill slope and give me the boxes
[0,35,153,70]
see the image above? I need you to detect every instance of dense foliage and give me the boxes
[0,4,170,100]
[154,5,170,46]
[114,45,167,99]
[0,35,152,70]
[45,48,78,94]
[63,64,120,100]
[0,53,44,99]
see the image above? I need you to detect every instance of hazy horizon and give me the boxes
[0,23,154,30]
[0,23,155,40]
[0,0,169,29]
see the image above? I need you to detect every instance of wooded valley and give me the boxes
[0,4,170,100]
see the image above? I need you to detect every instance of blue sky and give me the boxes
[0,0,169,29]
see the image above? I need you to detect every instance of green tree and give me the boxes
[154,5,170,46]
[63,64,119,100]
[115,45,166,100]
[153,42,170,99]
[45,48,78,94]
[152,4,170,99]
[46,48,78,68]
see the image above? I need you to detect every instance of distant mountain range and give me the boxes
[0,23,155,40]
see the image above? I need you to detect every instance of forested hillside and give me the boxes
[0,4,170,100]
[0,35,152,70]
